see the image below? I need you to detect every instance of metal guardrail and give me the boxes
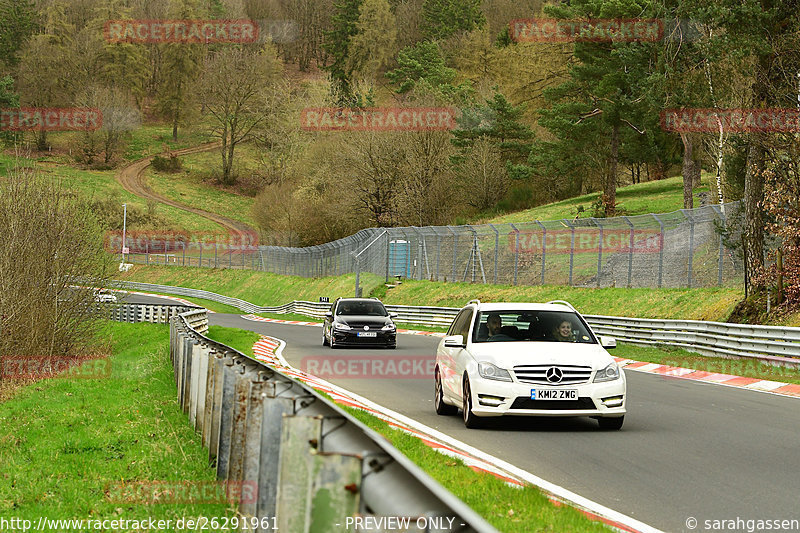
[169,309,498,532]
[115,281,800,366]
[99,303,206,332]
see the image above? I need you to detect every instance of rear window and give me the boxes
[337,301,387,316]
[472,310,596,344]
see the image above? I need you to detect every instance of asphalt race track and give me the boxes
[125,295,800,532]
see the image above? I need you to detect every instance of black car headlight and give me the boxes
[334,323,351,331]
[381,323,396,331]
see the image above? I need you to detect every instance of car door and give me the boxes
[440,309,472,400]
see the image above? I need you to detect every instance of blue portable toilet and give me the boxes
[388,240,410,278]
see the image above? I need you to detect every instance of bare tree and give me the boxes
[0,167,111,375]
[197,45,283,185]
[456,136,507,211]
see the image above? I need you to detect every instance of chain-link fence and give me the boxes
[125,202,745,289]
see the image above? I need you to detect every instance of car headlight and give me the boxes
[381,323,396,331]
[594,362,621,382]
[477,362,512,382]
[334,323,351,331]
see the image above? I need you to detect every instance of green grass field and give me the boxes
[488,175,712,224]
[0,322,234,524]
[120,264,741,321]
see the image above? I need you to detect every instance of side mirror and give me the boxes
[324,312,333,319]
[600,336,617,349]
[389,312,398,319]
[443,334,465,348]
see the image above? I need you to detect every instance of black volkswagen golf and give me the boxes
[322,298,398,348]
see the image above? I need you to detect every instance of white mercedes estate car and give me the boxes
[434,300,626,429]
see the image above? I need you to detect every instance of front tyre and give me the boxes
[322,328,329,346]
[435,370,458,416]
[598,416,624,430]
[462,378,483,428]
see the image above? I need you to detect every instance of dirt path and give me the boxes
[116,142,257,240]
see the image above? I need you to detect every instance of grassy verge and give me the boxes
[614,343,800,385]
[118,266,384,307]
[487,175,711,224]
[119,265,742,321]
[205,327,610,532]
[0,322,233,523]
[205,326,260,358]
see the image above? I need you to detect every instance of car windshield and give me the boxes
[337,301,387,316]
[472,310,596,344]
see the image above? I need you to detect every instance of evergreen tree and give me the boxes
[323,0,362,105]
[386,41,472,103]
[0,0,36,68]
[420,0,485,41]
[452,91,533,164]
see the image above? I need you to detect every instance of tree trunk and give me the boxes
[692,150,702,188]
[604,123,619,216]
[680,133,694,209]
[36,130,48,151]
[743,141,765,289]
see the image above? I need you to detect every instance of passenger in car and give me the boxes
[552,320,575,342]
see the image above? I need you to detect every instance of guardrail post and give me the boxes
[202,350,218,449]
[275,415,324,531]
[252,387,300,519]
[209,353,231,466]
[226,361,256,485]
[216,356,238,479]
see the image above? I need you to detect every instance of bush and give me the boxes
[0,167,112,372]
[151,155,182,172]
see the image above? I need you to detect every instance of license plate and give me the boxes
[531,389,577,400]
[357,332,377,338]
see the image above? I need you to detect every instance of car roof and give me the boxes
[469,302,578,313]
[336,298,384,303]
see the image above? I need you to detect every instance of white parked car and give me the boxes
[434,300,626,429]
[94,289,117,303]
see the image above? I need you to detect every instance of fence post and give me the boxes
[711,204,726,287]
[488,224,499,284]
[595,218,604,288]
[510,223,519,286]
[563,220,575,287]
[449,226,458,283]
[681,209,695,288]
[536,221,546,285]
[624,216,634,288]
[652,214,664,288]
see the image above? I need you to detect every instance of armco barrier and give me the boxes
[114,281,800,366]
[168,308,498,532]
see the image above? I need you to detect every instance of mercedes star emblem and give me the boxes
[546,366,563,383]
